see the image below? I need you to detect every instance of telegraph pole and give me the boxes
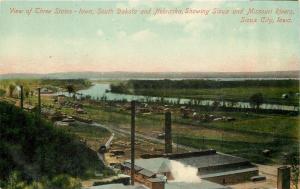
[165,111,172,153]
[20,85,24,109]
[131,100,136,185]
[38,88,41,114]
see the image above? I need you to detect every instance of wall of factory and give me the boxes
[203,169,259,185]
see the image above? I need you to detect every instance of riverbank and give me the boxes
[109,79,300,107]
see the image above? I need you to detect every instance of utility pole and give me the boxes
[20,85,24,109]
[176,135,179,153]
[131,100,136,185]
[38,88,41,114]
[165,111,172,153]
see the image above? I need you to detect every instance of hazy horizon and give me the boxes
[1,69,300,75]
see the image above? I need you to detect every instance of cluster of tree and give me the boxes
[0,79,92,102]
[285,152,300,189]
[0,82,31,99]
[0,88,5,97]
[0,101,104,188]
[4,172,81,189]
[112,79,299,91]
[40,79,92,91]
[110,83,131,94]
[249,93,264,109]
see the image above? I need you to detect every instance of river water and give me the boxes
[70,83,299,112]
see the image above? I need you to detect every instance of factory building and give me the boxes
[122,150,258,185]
[87,179,230,189]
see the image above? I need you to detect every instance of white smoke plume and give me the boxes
[169,160,201,183]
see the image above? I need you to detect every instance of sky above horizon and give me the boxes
[0,1,299,74]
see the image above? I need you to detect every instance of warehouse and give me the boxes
[87,180,230,189]
[122,150,258,185]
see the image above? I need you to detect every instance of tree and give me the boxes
[66,85,75,95]
[49,175,81,189]
[24,87,30,98]
[249,93,264,110]
[8,84,16,97]
[0,89,5,97]
[286,152,299,189]
[212,101,221,110]
[66,85,76,100]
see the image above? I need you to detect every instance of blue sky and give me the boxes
[0,1,299,73]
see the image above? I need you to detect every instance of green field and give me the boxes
[59,102,299,164]
[133,87,299,106]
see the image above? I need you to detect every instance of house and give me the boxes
[56,94,66,104]
[40,87,54,94]
[282,94,289,99]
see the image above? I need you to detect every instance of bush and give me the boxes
[0,88,5,97]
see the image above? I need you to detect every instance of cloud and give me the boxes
[148,1,223,37]
[130,29,157,42]
[117,31,127,39]
[96,29,104,37]
[116,0,154,9]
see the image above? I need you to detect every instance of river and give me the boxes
[67,83,298,112]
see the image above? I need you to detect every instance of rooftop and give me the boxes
[175,153,249,169]
[87,184,147,189]
[87,180,230,189]
[125,152,251,174]
[125,158,170,174]
[139,169,156,178]
[122,162,143,171]
[166,181,230,189]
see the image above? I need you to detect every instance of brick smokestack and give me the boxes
[131,100,136,185]
[20,85,24,109]
[277,166,290,189]
[165,111,172,154]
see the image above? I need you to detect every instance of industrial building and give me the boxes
[121,150,258,185]
[87,105,291,189]
[87,180,230,189]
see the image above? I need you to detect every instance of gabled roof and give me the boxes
[122,162,143,171]
[138,169,156,178]
[126,158,170,174]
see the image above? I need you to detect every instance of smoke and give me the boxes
[169,160,201,183]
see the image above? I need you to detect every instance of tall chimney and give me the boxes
[131,100,136,185]
[277,166,290,189]
[165,111,172,154]
[20,85,24,109]
[38,88,41,114]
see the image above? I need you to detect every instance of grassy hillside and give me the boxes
[0,101,107,188]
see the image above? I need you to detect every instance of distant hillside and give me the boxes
[0,101,104,186]
[0,70,299,80]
